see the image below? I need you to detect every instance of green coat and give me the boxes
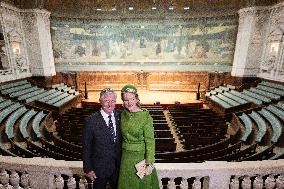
[118,109,160,189]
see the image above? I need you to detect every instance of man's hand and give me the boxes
[85,171,97,181]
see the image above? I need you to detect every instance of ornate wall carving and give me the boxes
[0,2,56,83]
[231,6,270,77]
[0,2,31,82]
[232,1,284,81]
[258,2,284,81]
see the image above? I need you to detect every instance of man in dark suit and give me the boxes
[83,88,121,189]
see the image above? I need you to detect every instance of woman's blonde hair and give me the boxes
[121,84,141,108]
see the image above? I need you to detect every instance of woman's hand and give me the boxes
[145,164,154,176]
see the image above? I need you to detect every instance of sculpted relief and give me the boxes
[260,16,284,80]
[258,4,284,81]
[0,2,30,81]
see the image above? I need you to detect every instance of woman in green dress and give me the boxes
[118,84,160,189]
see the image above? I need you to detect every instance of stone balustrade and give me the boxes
[1,155,284,189]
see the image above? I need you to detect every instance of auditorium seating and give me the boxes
[2,79,284,164]
[248,111,267,143]
[56,105,100,146]
[249,87,281,100]
[5,106,28,139]
[143,104,177,152]
[0,80,80,111]
[230,90,263,105]
[32,111,47,138]
[168,106,227,149]
[0,103,22,123]
[0,99,13,110]
[19,109,38,138]
[258,109,282,144]
[260,81,284,91]
[23,89,57,103]
[206,86,252,119]
[243,144,275,161]
[256,85,284,96]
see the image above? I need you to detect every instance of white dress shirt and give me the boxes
[100,109,117,136]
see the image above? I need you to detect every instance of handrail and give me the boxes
[1,156,284,189]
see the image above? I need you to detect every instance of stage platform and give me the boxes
[81,90,204,108]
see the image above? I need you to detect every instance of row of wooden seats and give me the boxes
[169,106,227,149]
[148,105,177,152]
[207,81,284,117]
[0,93,84,160]
[237,104,284,146]
[0,80,79,106]
[157,137,235,163]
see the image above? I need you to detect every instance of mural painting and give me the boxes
[51,18,238,66]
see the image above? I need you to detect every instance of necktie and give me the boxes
[108,115,116,143]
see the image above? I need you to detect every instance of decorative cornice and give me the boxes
[0,2,20,12]
[270,1,284,11]
[49,7,238,20]
[238,6,270,17]
[238,1,284,18]
[20,8,51,16]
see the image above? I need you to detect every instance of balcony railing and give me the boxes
[1,155,284,189]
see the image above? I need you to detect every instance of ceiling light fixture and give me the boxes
[96,4,102,11]
[112,4,117,11]
[184,0,190,10]
[152,0,157,10]
[128,5,134,11]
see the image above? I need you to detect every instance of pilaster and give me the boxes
[21,8,56,76]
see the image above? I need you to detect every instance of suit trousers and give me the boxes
[93,158,119,189]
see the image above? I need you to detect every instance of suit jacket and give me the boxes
[83,109,122,178]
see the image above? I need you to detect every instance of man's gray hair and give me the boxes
[99,88,117,101]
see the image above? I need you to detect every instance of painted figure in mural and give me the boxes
[128,38,135,55]
[75,45,86,57]
[155,43,161,56]
[83,88,122,189]
[104,40,110,59]
[140,36,146,48]
[92,41,102,57]
[54,49,63,59]
[166,38,175,52]
[120,42,127,59]
[118,84,159,189]
[112,40,120,57]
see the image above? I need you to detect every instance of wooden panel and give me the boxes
[76,71,209,92]
[77,71,138,91]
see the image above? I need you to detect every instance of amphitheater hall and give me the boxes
[1,0,284,188]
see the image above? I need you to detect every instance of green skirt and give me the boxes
[118,149,160,189]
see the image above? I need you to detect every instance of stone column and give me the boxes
[231,7,264,77]
[21,8,56,76]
